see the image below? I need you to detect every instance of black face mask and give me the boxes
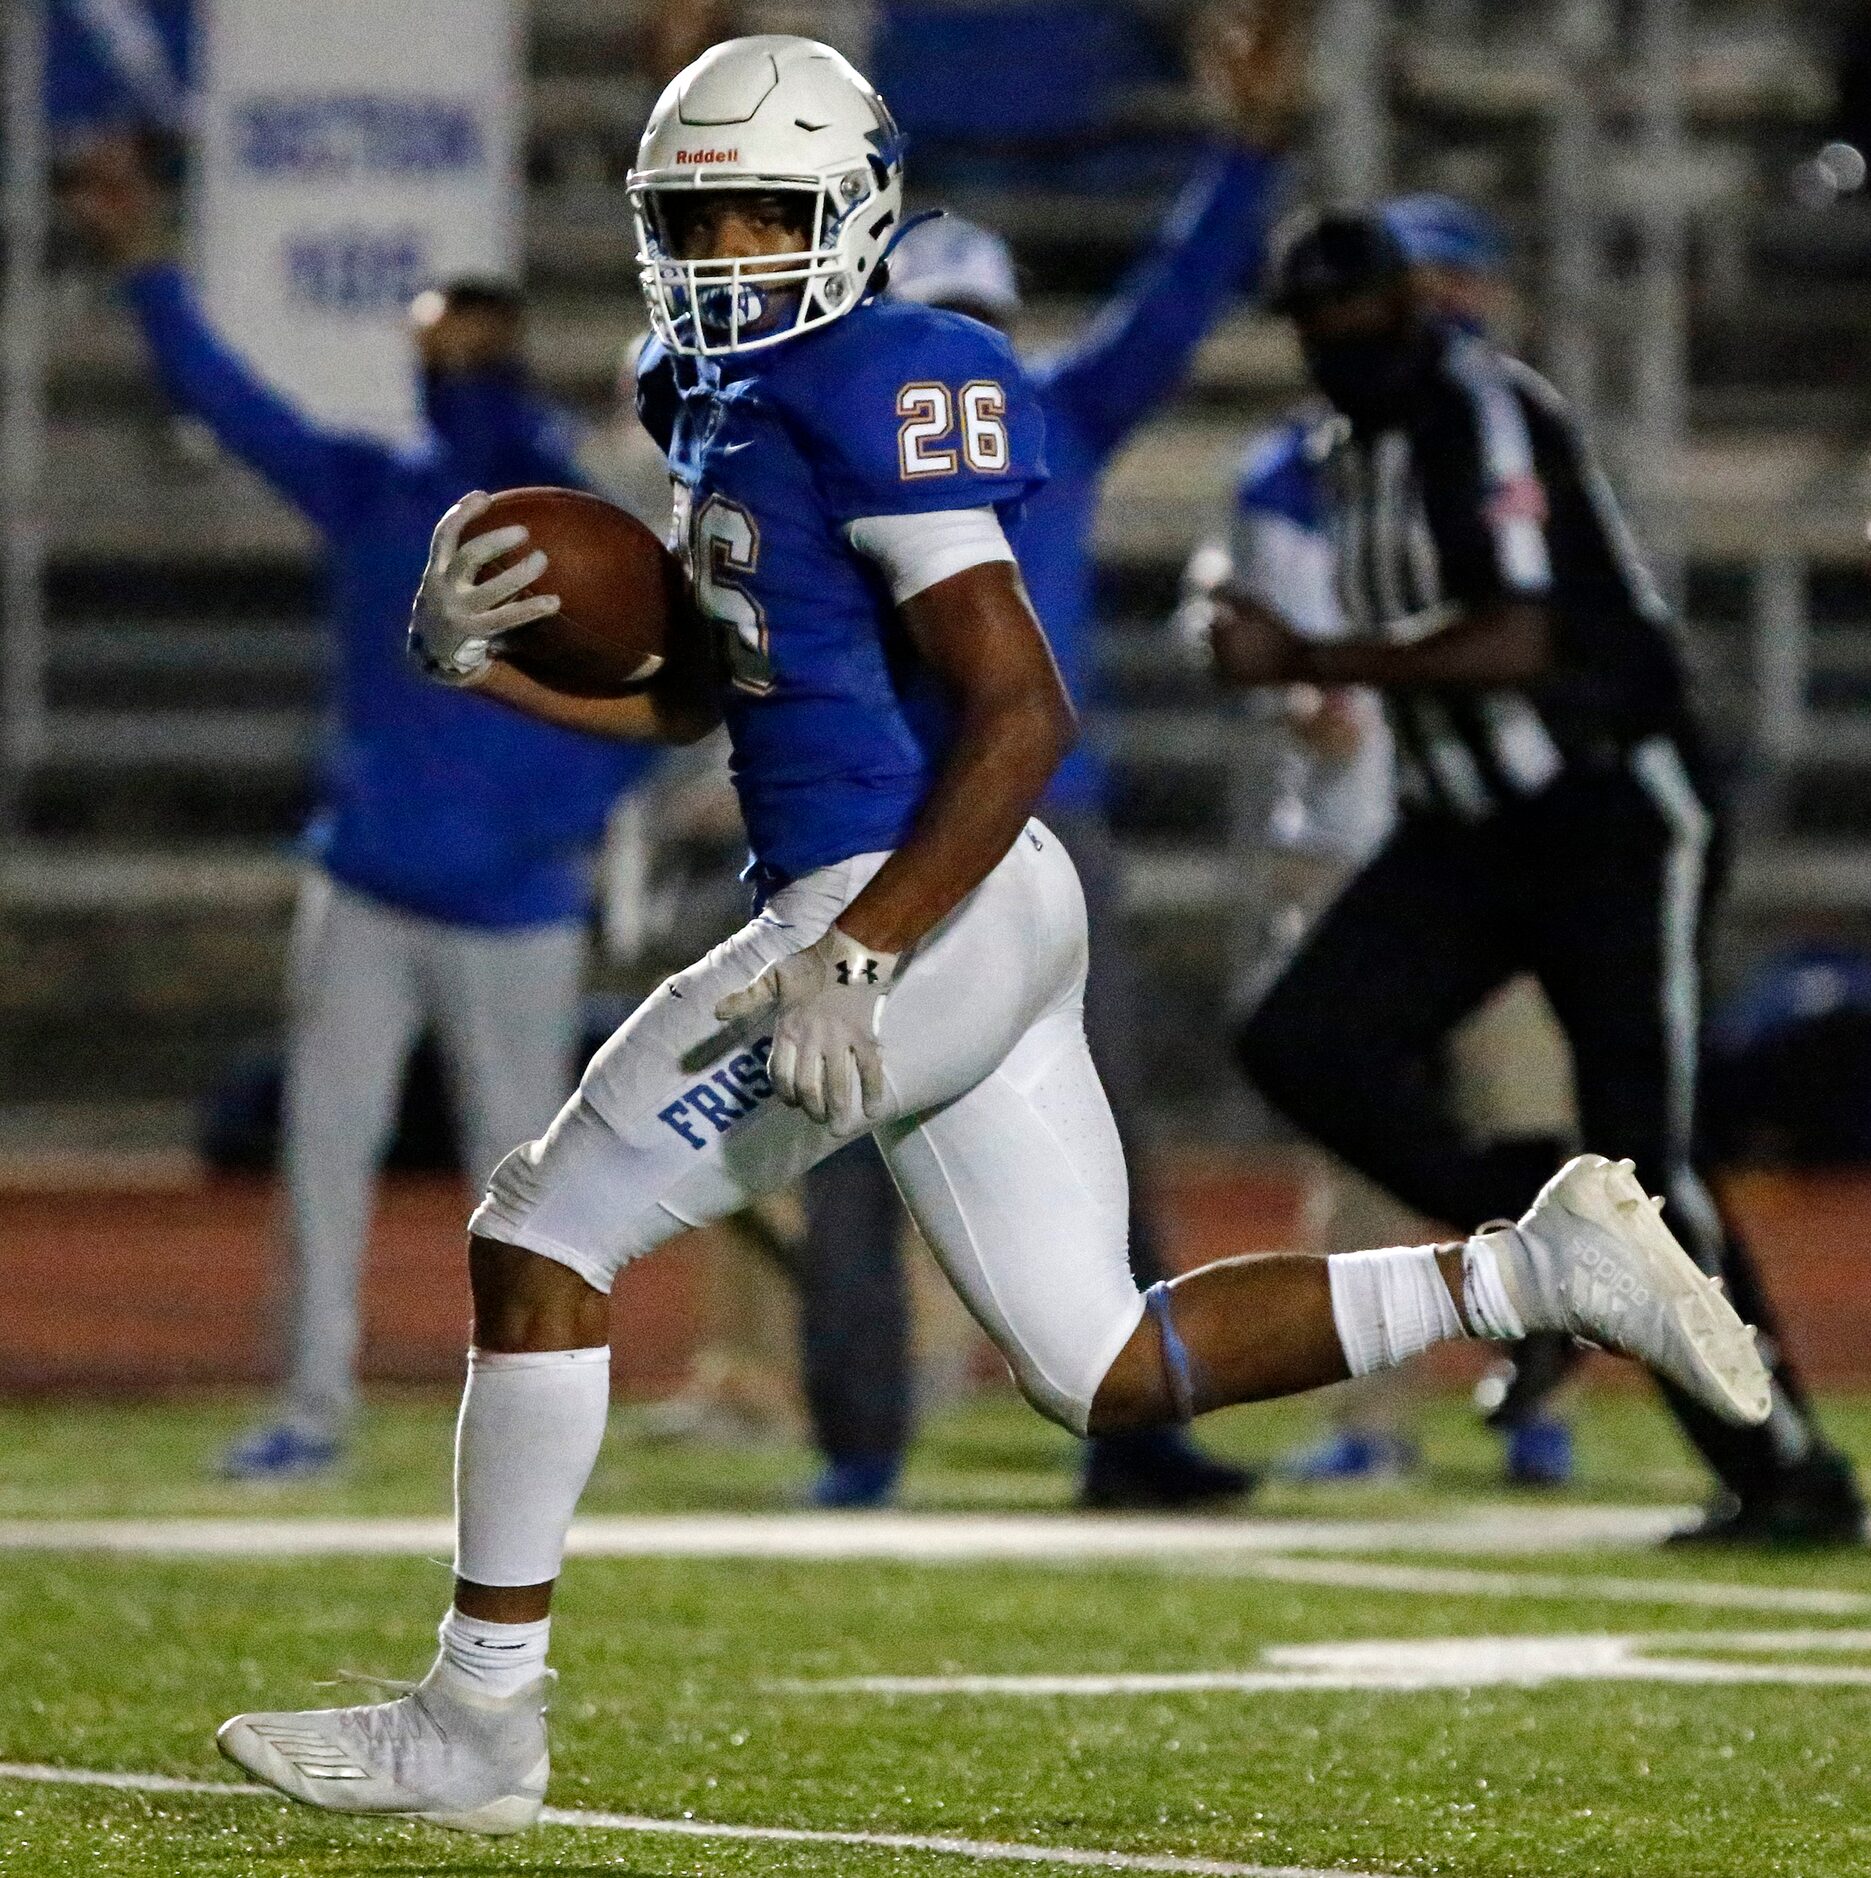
[1301,320,1442,431]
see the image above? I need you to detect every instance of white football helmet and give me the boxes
[629,36,906,358]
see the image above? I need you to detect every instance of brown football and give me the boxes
[463,486,679,697]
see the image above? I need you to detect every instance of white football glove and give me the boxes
[714,925,899,1138]
[408,489,560,686]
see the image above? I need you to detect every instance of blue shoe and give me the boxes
[1502,1415,1574,1488]
[1277,1429,1419,1483]
[222,1422,340,1482]
[808,1454,902,1509]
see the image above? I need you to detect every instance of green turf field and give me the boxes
[3,1391,1869,1877]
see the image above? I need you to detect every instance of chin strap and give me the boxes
[880,206,945,265]
[1144,1282,1200,1424]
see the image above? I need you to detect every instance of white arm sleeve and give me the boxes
[844,507,1014,605]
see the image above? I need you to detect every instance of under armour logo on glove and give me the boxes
[715,924,900,1137]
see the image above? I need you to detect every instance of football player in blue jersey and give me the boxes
[218,36,1773,1835]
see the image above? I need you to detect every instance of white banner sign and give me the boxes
[192,0,520,440]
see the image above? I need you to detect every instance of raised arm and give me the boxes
[63,138,361,533]
[1037,1,1307,460]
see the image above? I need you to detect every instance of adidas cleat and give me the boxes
[216,1659,551,1836]
[1477,1154,1772,1429]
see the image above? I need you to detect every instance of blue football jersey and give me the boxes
[639,299,1047,883]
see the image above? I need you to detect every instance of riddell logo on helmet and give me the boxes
[675,147,739,164]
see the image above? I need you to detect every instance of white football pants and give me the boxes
[472,822,1145,1432]
[283,870,585,1432]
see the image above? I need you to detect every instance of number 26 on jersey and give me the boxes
[896,381,1009,479]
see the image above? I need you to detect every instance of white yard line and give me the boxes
[0,1761,1389,1878]
[785,1629,1871,1698]
[0,1503,1693,1559]
[3,1509,1860,1619]
[1232,1556,1870,1615]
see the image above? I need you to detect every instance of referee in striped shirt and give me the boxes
[1212,209,1861,1544]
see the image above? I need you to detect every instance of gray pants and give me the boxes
[281,870,585,1431]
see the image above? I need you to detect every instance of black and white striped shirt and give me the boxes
[1319,330,1698,821]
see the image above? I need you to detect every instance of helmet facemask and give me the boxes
[632,166,888,358]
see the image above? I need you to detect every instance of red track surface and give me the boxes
[3,1159,1867,1394]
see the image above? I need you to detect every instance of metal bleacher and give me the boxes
[6,0,1871,1124]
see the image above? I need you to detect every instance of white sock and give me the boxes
[439,1607,551,1700]
[454,1346,610,1589]
[1461,1228,1532,1341]
[1327,1245,1467,1378]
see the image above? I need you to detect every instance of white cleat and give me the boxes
[216,1659,551,1836]
[1486,1153,1773,1428]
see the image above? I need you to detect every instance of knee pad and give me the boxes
[999,1352,1104,1434]
[1001,1291,1148,1438]
[1008,1364,1089,1436]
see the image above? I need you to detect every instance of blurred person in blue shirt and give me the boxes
[65,140,658,1480]
[788,2,1306,1511]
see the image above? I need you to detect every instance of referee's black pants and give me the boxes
[1235,754,1829,1500]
